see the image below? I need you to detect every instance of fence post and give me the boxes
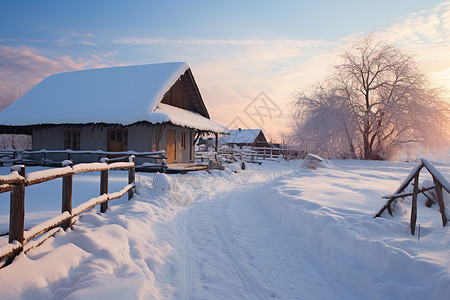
[62,161,73,230]
[410,173,419,235]
[9,165,25,245]
[128,156,135,200]
[433,178,447,227]
[100,158,109,213]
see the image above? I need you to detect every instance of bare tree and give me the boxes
[291,36,450,160]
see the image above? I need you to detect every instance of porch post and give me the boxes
[215,133,218,152]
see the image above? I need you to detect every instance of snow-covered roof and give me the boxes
[154,104,228,133]
[220,129,263,144]
[0,62,228,133]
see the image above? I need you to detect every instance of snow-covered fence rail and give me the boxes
[195,151,218,163]
[374,158,450,235]
[241,147,282,163]
[0,156,136,265]
[0,149,166,167]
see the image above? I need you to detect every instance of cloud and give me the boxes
[112,37,333,48]
[0,45,111,91]
[376,1,450,91]
[56,36,96,47]
[0,38,43,43]
[37,26,96,47]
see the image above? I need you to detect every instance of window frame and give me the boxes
[64,130,81,150]
[181,131,186,150]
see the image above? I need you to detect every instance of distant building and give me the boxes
[220,128,270,148]
[0,62,228,163]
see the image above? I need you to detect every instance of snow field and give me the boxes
[0,159,449,299]
[258,160,450,299]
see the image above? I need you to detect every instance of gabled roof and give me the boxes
[220,129,265,144]
[0,62,228,133]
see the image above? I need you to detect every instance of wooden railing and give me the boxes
[0,156,136,266]
[374,158,450,235]
[0,149,166,167]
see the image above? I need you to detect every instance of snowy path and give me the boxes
[173,176,354,300]
[1,160,450,299]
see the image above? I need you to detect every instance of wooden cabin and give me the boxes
[220,129,270,148]
[0,62,228,164]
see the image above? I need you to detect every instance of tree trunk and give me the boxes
[363,120,371,159]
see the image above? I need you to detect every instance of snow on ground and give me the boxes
[0,159,449,299]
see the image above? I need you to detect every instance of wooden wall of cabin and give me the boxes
[151,124,194,163]
[160,77,195,112]
[161,79,183,108]
[31,124,194,164]
[31,124,154,163]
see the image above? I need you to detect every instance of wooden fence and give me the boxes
[0,149,166,167]
[195,146,305,165]
[374,158,450,235]
[0,156,136,266]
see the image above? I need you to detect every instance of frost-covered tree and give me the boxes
[291,36,450,160]
[0,84,31,149]
[291,84,359,158]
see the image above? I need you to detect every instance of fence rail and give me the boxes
[0,156,136,265]
[0,149,166,167]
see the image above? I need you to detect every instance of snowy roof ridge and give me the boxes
[0,62,193,125]
[220,129,263,144]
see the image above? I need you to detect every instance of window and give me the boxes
[108,128,128,152]
[64,130,81,150]
[181,132,186,150]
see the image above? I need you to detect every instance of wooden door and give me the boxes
[166,129,176,163]
[108,129,128,153]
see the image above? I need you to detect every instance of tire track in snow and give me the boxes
[178,172,349,299]
[207,197,276,300]
[181,215,193,300]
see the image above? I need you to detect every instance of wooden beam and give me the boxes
[382,186,436,199]
[9,166,25,245]
[433,178,448,227]
[128,156,135,200]
[215,133,218,152]
[410,173,419,235]
[100,159,109,213]
[374,163,424,218]
[61,174,73,230]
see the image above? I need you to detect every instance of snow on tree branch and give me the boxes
[290,35,450,160]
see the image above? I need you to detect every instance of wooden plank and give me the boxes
[25,167,74,186]
[0,183,15,193]
[374,163,424,218]
[0,243,22,262]
[128,156,135,200]
[9,166,25,244]
[433,179,448,227]
[62,174,73,230]
[0,171,25,185]
[24,212,71,243]
[422,159,450,193]
[100,169,109,213]
[382,186,436,199]
[410,174,419,235]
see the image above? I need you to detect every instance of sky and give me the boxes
[1,0,450,141]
